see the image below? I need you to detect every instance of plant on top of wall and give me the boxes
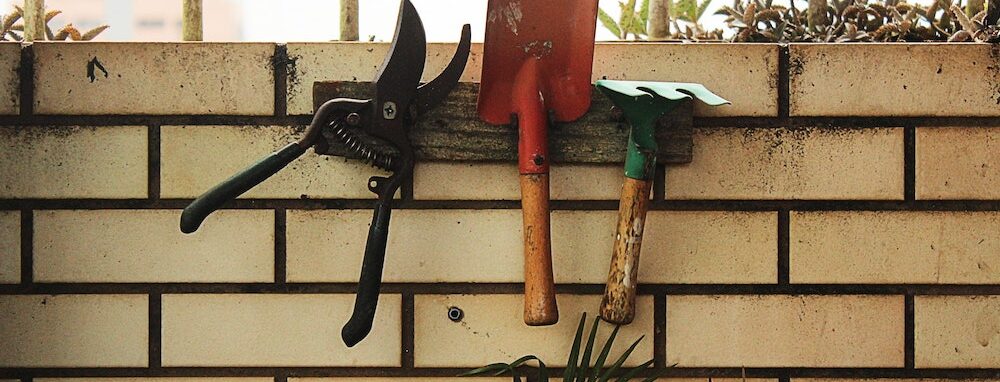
[1,4,109,41]
[600,0,1000,42]
[462,313,660,382]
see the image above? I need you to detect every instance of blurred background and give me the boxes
[0,0,730,42]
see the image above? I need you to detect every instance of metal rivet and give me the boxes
[345,113,361,126]
[383,101,398,120]
[447,306,463,322]
[532,155,545,166]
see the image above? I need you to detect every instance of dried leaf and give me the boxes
[44,10,61,22]
[59,24,81,40]
[81,24,109,40]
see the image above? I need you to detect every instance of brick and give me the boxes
[666,128,903,200]
[0,211,17,284]
[38,379,272,382]
[161,294,401,366]
[666,295,904,367]
[287,210,775,284]
[0,126,147,198]
[916,295,1000,368]
[593,43,776,117]
[34,210,273,283]
[0,43,18,115]
[291,379,507,382]
[791,211,1000,284]
[413,163,624,200]
[161,125,388,199]
[414,294,654,367]
[795,379,1000,382]
[286,43,483,115]
[917,127,1000,200]
[0,295,147,367]
[791,44,1000,117]
[34,43,274,115]
[288,43,774,117]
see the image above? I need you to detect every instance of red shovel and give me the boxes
[478,0,598,326]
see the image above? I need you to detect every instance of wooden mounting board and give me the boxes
[312,82,694,164]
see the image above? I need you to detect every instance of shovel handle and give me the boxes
[521,173,558,326]
[180,142,306,234]
[600,177,653,324]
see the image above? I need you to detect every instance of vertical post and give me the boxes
[23,0,45,42]
[340,0,359,41]
[807,0,828,30]
[182,0,203,41]
[647,0,670,40]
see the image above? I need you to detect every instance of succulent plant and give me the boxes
[1,4,108,42]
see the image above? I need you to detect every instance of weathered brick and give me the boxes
[791,211,1000,284]
[593,43,776,117]
[291,379,507,382]
[794,379,1000,382]
[0,126,147,198]
[34,210,273,283]
[161,125,388,199]
[287,43,774,117]
[34,43,274,115]
[413,294,654,367]
[667,295,904,367]
[0,295,147,367]
[161,294,401,366]
[38,379,272,382]
[286,43,483,115]
[0,43,18,115]
[917,127,1000,200]
[916,295,1000,368]
[287,210,775,284]
[412,163,624,200]
[0,211,18,284]
[666,128,903,200]
[790,45,1000,116]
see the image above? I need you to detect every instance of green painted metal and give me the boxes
[596,80,730,180]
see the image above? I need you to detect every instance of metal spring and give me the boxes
[328,120,395,171]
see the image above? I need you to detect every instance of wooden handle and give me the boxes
[520,173,558,326]
[600,177,653,324]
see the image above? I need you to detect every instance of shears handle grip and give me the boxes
[341,199,393,347]
[180,142,306,233]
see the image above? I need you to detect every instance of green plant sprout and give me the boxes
[462,313,660,382]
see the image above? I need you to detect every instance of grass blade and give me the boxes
[564,313,588,381]
[589,324,620,381]
[577,316,601,381]
[598,335,645,382]
[615,359,654,381]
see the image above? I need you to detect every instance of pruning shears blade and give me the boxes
[413,24,472,115]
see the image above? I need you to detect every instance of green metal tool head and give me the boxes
[596,80,729,180]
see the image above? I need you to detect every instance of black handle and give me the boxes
[342,201,393,347]
[180,143,307,234]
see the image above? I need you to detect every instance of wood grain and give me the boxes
[520,173,558,326]
[600,177,653,325]
[313,82,694,164]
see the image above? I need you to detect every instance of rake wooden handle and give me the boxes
[600,177,652,324]
[520,173,558,326]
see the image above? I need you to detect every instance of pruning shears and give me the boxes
[178,0,471,346]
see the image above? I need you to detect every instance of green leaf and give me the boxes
[640,0,651,23]
[589,324,620,381]
[564,313,588,381]
[461,362,513,377]
[620,0,639,38]
[509,355,541,369]
[615,359,655,382]
[598,8,624,39]
[597,335,645,382]
[537,359,549,381]
[578,316,601,381]
[640,377,660,382]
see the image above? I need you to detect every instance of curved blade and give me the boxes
[372,0,426,118]
[413,24,472,115]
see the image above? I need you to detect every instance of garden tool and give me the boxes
[178,0,471,346]
[596,80,729,325]
[477,0,599,326]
